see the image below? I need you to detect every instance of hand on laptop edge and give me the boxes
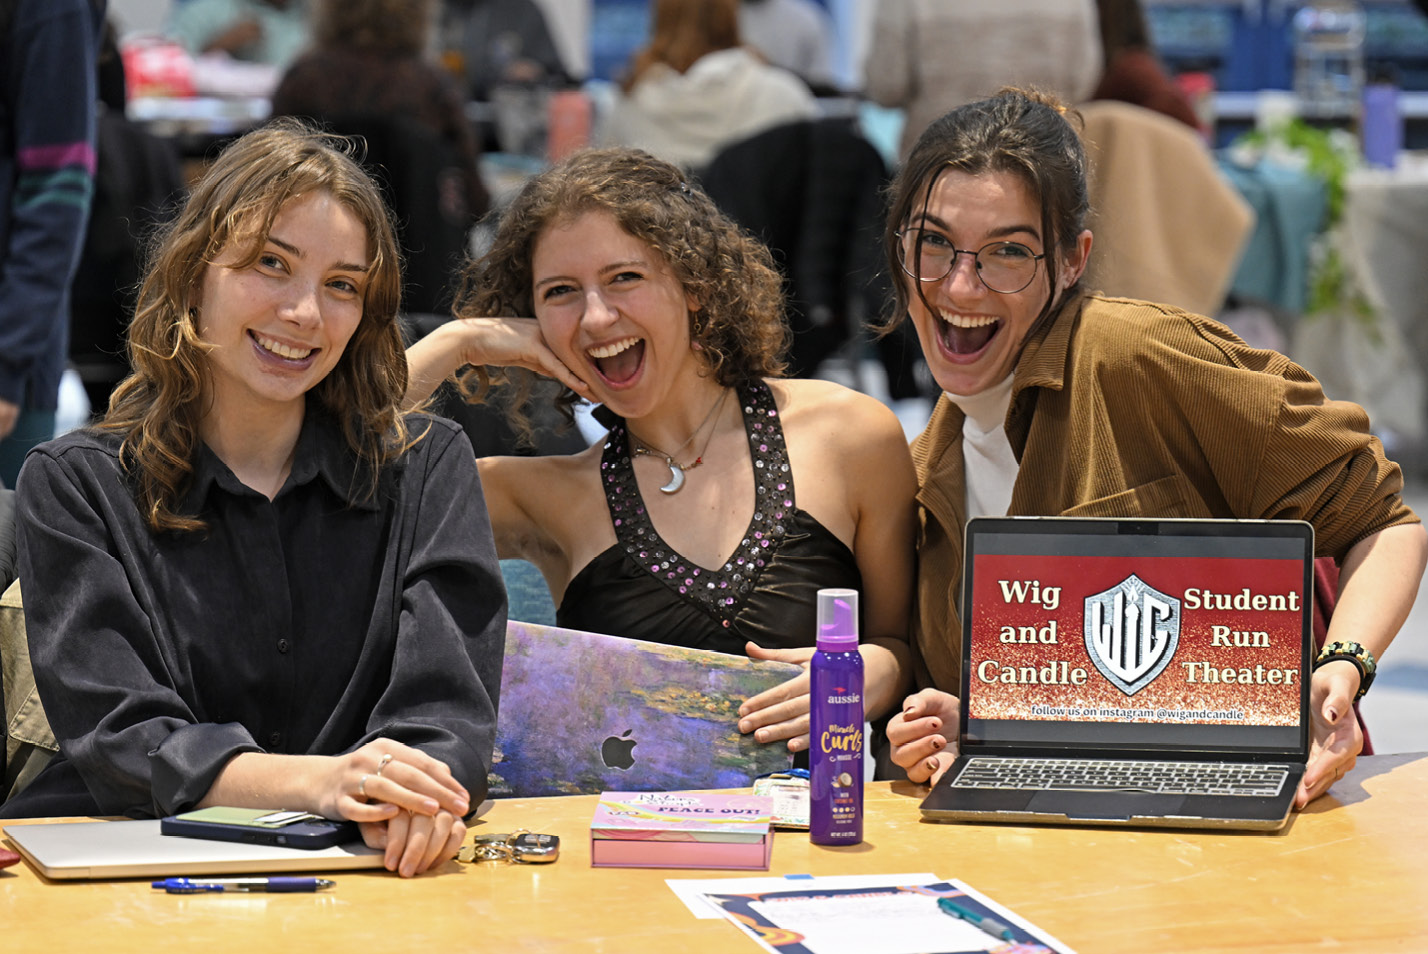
[1296,665,1364,809]
[739,639,914,753]
[739,643,816,752]
[888,688,961,784]
[885,670,1367,802]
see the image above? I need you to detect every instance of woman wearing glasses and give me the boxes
[405,148,915,757]
[882,88,1425,807]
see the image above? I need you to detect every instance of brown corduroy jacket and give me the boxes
[909,292,1419,692]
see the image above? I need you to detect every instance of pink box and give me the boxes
[590,791,774,870]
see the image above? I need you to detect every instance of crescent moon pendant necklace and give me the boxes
[659,462,685,495]
[628,388,731,495]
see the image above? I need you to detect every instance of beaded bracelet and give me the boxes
[1312,640,1377,701]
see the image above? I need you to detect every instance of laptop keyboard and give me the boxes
[952,758,1290,797]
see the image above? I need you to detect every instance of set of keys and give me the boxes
[457,829,560,865]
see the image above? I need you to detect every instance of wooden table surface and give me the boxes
[4,752,1426,953]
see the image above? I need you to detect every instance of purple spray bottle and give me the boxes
[809,587,864,845]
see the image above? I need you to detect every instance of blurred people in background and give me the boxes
[440,0,574,103]
[69,18,186,417]
[603,0,818,171]
[272,0,489,316]
[272,0,489,225]
[1091,0,1200,130]
[739,0,838,95]
[0,0,103,485]
[864,1,1102,161]
[167,0,309,68]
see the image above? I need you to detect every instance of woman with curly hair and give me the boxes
[406,147,914,753]
[5,120,505,877]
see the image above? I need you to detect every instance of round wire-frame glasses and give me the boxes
[896,228,1045,294]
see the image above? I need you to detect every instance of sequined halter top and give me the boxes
[556,380,861,653]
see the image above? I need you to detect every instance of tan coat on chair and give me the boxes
[2,580,57,804]
[1079,100,1254,318]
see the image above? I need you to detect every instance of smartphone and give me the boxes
[160,808,357,850]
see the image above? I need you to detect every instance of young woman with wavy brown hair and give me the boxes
[108,118,410,530]
[5,120,505,878]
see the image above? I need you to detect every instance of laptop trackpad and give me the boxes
[1027,790,1187,821]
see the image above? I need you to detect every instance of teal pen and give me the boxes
[937,897,1015,942]
[152,877,335,894]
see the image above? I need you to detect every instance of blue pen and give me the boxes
[937,897,1015,942]
[152,877,335,894]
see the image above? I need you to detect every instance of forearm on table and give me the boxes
[861,637,912,721]
[197,752,336,815]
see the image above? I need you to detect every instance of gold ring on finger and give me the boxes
[374,753,394,777]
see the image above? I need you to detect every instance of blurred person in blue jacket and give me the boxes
[0,0,104,486]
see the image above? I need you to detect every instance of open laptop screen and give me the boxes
[961,518,1312,758]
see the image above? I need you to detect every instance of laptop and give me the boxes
[2,818,384,880]
[919,516,1313,831]
[490,621,801,797]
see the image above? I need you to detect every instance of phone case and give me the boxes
[160,809,357,850]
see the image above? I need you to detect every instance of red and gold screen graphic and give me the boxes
[967,554,1303,726]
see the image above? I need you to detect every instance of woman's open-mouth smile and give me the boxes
[586,335,646,387]
[936,309,1001,362]
[250,330,318,368]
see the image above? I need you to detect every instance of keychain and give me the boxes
[457,829,560,864]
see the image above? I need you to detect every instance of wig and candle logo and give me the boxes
[1083,574,1181,696]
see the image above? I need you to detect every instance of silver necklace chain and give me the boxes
[627,388,730,493]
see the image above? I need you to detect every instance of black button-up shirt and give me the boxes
[9,406,505,818]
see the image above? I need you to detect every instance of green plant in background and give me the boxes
[1230,118,1377,333]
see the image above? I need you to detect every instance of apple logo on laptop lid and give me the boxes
[601,729,637,770]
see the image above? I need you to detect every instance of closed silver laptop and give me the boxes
[3,818,383,879]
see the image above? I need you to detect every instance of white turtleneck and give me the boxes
[945,375,1018,518]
